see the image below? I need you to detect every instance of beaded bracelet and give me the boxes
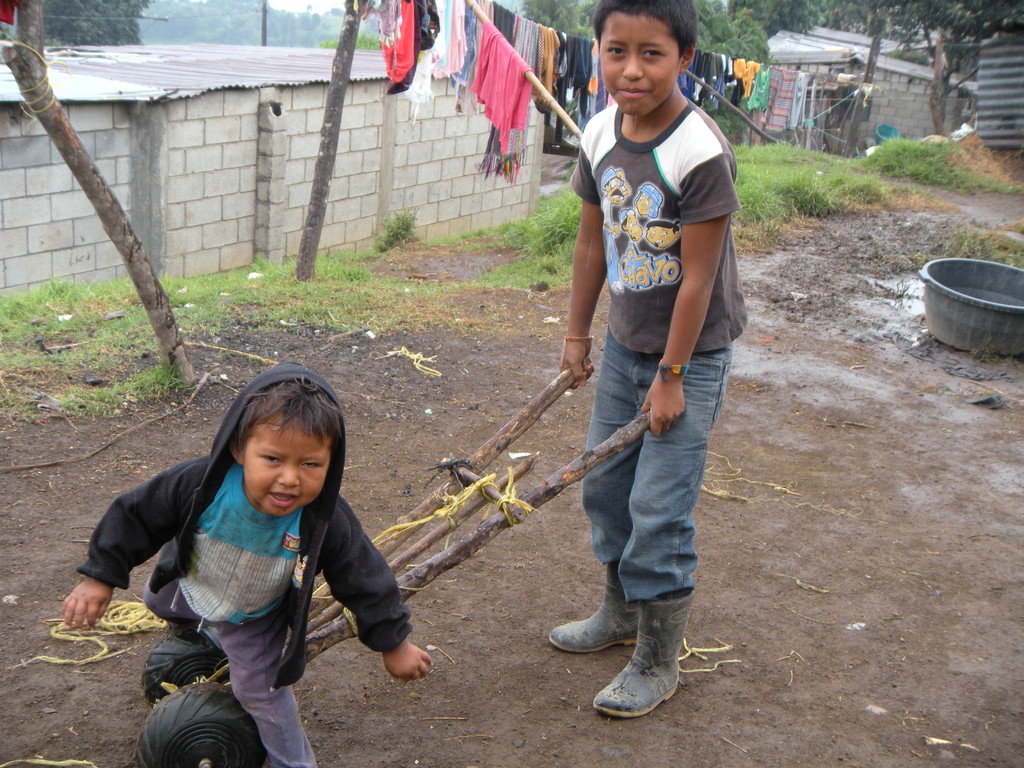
[563,335,593,342]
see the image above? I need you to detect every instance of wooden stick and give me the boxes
[373,367,575,559]
[304,413,650,660]
[463,0,582,139]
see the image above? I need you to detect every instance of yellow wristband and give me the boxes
[657,361,689,382]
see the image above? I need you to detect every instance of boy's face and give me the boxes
[230,421,331,517]
[600,12,694,129]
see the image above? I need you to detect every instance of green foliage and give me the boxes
[860,139,1021,193]
[375,209,418,252]
[141,0,345,47]
[732,0,825,37]
[522,0,590,35]
[43,0,151,46]
[503,188,581,262]
[943,226,1024,270]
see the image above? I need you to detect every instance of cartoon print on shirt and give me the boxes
[600,168,682,292]
[292,554,307,588]
[282,532,301,553]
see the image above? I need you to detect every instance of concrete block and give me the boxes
[0,224,28,257]
[185,198,223,227]
[350,172,376,197]
[393,165,417,188]
[437,196,461,222]
[162,253,184,279]
[236,215,254,242]
[186,92,226,121]
[206,115,243,145]
[291,85,328,111]
[73,216,106,247]
[167,174,204,205]
[204,168,241,197]
[361,149,381,174]
[163,101,188,121]
[431,137,457,161]
[425,219,452,240]
[288,133,321,160]
[94,128,131,159]
[79,265,122,284]
[240,113,260,142]
[31,164,75,195]
[203,220,238,249]
[222,141,255,170]
[4,194,50,226]
[2,135,51,169]
[50,190,96,220]
[450,175,475,197]
[28,221,74,253]
[183,248,221,277]
[65,104,114,132]
[167,119,205,149]
[222,191,254,220]
[417,161,443,185]
[167,148,186,176]
[219,242,253,272]
[359,193,379,219]
[186,144,225,174]
[223,89,257,117]
[95,243,124,270]
[418,119,444,142]
[338,104,367,131]
[52,246,95,277]
[168,224,204,255]
[351,127,379,152]
[5,252,53,286]
[0,167,26,199]
[166,201,185,230]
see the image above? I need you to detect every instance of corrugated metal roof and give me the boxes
[768,28,936,82]
[0,43,387,103]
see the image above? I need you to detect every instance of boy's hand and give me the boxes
[641,375,685,435]
[381,639,433,681]
[560,341,594,388]
[62,577,114,630]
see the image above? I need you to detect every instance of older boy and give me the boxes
[551,0,746,718]
[64,363,431,767]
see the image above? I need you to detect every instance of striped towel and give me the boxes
[765,67,798,132]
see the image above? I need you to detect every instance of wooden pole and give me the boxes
[295,0,365,281]
[463,0,581,139]
[2,0,196,383]
[304,413,651,659]
[683,70,778,145]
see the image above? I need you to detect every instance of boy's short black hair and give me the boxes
[233,378,344,454]
[593,0,699,55]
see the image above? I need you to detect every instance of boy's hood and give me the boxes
[202,362,346,520]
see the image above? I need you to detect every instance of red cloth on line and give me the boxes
[381,0,420,93]
[0,0,21,25]
[471,19,532,155]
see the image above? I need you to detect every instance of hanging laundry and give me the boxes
[765,66,798,132]
[471,19,532,156]
[535,25,561,113]
[381,0,425,95]
[1,0,21,24]
[787,71,810,131]
[746,65,771,111]
[434,0,467,77]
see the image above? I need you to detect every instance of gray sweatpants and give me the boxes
[143,580,317,768]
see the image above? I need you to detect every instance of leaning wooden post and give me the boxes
[295,0,366,281]
[2,0,196,383]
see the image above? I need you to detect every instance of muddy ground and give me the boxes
[1,183,1023,768]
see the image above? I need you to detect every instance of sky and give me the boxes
[267,1,347,13]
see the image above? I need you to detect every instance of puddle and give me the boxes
[878,276,925,318]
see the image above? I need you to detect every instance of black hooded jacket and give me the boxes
[77,363,411,689]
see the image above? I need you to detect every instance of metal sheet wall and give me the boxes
[977,33,1024,149]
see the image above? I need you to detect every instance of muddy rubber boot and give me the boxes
[592,592,693,718]
[549,564,639,653]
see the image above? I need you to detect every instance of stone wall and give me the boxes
[0,77,543,293]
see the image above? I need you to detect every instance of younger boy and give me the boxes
[63,363,431,767]
[551,0,746,718]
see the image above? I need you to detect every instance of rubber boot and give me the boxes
[592,592,693,718]
[548,564,639,653]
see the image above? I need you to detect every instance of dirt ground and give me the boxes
[2,176,1023,768]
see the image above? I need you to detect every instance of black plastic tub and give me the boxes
[919,258,1024,355]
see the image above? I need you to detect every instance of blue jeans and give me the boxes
[582,332,733,602]
[144,581,317,768]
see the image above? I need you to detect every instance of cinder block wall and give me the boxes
[0,76,543,293]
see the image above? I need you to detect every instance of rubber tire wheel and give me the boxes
[141,627,229,705]
[137,682,266,768]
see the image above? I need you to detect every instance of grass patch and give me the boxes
[374,209,418,252]
[942,224,1024,270]
[861,138,1023,193]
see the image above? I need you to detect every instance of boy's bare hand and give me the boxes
[62,576,114,630]
[642,377,685,435]
[560,344,594,388]
[382,639,433,681]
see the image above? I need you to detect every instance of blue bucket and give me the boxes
[875,123,900,144]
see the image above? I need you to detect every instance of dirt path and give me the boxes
[1,198,1021,768]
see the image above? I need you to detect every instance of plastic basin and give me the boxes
[919,258,1024,355]
[875,123,900,144]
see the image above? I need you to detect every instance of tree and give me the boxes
[732,0,825,37]
[522,0,589,35]
[43,0,151,45]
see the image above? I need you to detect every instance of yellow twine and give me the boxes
[9,41,58,115]
[382,346,442,377]
[371,473,497,548]
[493,468,534,525]
[0,760,101,768]
[678,638,742,674]
[14,601,166,668]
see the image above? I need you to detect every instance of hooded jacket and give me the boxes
[78,363,411,689]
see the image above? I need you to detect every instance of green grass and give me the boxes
[942,223,1024,270]
[860,138,1022,193]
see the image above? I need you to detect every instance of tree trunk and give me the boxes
[843,20,883,158]
[3,0,195,383]
[295,0,365,281]
[929,36,946,135]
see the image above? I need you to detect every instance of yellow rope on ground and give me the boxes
[0,760,101,768]
[382,346,442,377]
[678,638,742,674]
[15,601,166,668]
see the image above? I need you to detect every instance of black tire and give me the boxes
[141,627,229,705]
[136,683,265,768]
